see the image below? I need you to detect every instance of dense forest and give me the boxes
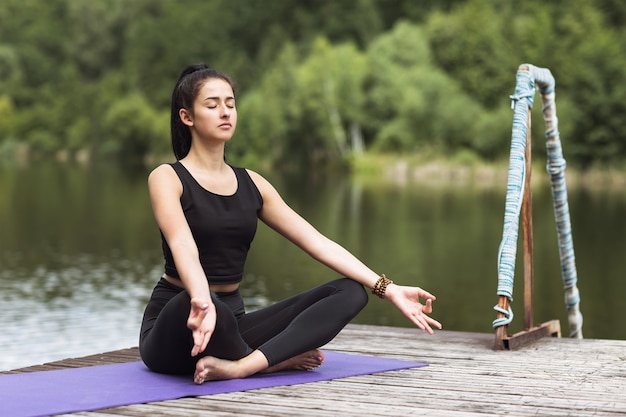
[1,0,625,170]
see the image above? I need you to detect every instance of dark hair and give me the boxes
[170,64,236,160]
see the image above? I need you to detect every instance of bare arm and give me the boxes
[148,164,215,354]
[249,170,380,288]
[248,170,442,334]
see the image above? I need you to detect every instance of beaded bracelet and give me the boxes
[372,274,393,299]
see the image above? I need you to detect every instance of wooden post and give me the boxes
[494,295,510,350]
[522,110,534,330]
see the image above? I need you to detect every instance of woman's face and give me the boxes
[182,77,237,142]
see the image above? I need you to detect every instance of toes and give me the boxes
[194,358,210,384]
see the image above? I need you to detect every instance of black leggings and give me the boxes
[139,277,368,375]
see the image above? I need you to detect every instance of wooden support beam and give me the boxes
[522,110,534,330]
[494,295,510,350]
[501,320,561,350]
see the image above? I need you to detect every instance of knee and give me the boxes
[139,341,192,375]
[336,278,369,312]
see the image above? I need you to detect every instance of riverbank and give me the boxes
[4,146,626,191]
[352,153,626,191]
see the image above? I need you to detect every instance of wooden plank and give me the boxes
[503,319,562,350]
[6,324,626,417]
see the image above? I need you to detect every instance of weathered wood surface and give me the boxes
[6,324,626,416]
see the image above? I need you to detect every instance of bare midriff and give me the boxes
[163,274,240,293]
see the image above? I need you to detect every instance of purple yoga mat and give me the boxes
[0,351,426,417]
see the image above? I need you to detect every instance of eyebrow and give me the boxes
[203,96,235,101]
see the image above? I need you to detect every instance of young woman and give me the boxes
[139,64,442,384]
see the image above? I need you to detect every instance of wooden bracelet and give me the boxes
[372,274,393,299]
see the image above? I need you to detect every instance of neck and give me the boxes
[184,141,227,172]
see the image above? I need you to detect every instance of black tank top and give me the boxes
[161,162,263,285]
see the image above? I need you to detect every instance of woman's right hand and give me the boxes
[187,298,217,357]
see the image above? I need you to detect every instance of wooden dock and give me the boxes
[5,324,626,416]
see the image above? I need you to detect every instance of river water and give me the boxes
[1,161,624,371]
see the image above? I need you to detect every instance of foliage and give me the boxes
[234,38,368,169]
[427,0,520,109]
[101,92,168,162]
[0,0,625,169]
[365,22,478,153]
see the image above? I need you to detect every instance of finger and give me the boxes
[187,305,209,329]
[421,316,435,334]
[414,313,442,334]
[418,288,437,300]
[187,316,201,331]
[418,319,434,335]
[200,330,211,352]
[412,318,427,333]
[191,332,203,356]
[191,344,200,357]
[426,315,442,330]
[191,335,209,357]
[409,312,432,335]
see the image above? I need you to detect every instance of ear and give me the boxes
[179,108,194,127]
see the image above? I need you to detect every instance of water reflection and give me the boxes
[0,162,624,371]
[0,252,159,371]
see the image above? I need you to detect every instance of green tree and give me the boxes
[547,0,626,165]
[101,92,167,162]
[1,0,625,167]
[426,0,519,109]
[291,38,368,164]
[64,0,129,79]
[364,22,493,155]
[231,42,301,167]
[235,38,368,169]
[0,45,22,98]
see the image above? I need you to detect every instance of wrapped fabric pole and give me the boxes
[493,66,535,328]
[493,64,583,338]
[535,66,583,338]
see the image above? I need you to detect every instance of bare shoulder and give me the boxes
[245,169,275,194]
[148,163,177,183]
[148,163,181,194]
[246,169,288,207]
[149,163,174,179]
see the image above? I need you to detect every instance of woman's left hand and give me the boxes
[385,284,442,334]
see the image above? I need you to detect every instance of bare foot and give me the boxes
[194,356,243,384]
[193,349,325,384]
[261,349,325,374]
